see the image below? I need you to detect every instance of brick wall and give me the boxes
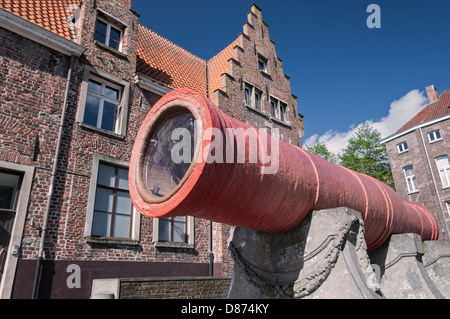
[385,119,450,240]
[119,277,231,299]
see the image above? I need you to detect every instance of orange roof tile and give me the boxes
[137,24,207,96]
[0,0,80,40]
[397,90,450,133]
[207,39,239,99]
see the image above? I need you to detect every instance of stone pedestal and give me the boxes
[227,207,382,299]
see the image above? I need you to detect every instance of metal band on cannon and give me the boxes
[129,88,438,251]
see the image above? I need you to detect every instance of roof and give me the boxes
[208,39,239,98]
[137,24,207,96]
[397,90,450,133]
[0,0,234,98]
[0,0,80,40]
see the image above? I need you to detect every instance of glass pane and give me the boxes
[115,191,131,215]
[173,221,186,242]
[105,86,120,100]
[95,20,107,44]
[143,112,196,198]
[0,172,21,210]
[255,93,260,109]
[92,211,111,237]
[174,216,186,222]
[84,95,101,127]
[113,214,130,238]
[436,130,441,139]
[109,27,121,50]
[117,168,129,190]
[158,219,170,242]
[88,80,102,94]
[101,101,117,132]
[97,164,115,187]
[436,156,449,168]
[404,166,413,177]
[245,88,251,105]
[94,188,114,212]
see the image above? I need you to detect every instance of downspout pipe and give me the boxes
[31,54,75,299]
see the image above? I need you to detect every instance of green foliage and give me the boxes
[339,123,394,189]
[306,141,339,165]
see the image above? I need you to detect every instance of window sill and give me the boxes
[271,117,292,128]
[398,150,409,155]
[154,241,194,249]
[260,70,272,79]
[245,104,269,118]
[78,122,125,139]
[85,236,139,246]
[429,138,443,144]
[94,40,128,60]
[407,191,419,195]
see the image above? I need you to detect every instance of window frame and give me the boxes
[428,129,442,143]
[445,201,450,218]
[258,54,268,73]
[76,66,130,137]
[397,141,408,154]
[94,17,124,52]
[403,165,419,194]
[91,162,133,239]
[153,216,195,248]
[84,154,140,244]
[269,95,289,124]
[436,155,450,188]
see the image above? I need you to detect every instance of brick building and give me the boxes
[0,0,304,298]
[381,85,450,241]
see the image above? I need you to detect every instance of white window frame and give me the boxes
[428,129,442,143]
[436,155,450,188]
[244,83,254,107]
[94,17,124,52]
[76,66,130,137]
[84,154,140,243]
[397,141,408,154]
[403,165,419,193]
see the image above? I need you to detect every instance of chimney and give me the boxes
[426,85,439,104]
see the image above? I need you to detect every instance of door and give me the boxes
[0,170,22,283]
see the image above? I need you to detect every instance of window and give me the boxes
[0,171,21,211]
[95,19,123,52]
[83,77,122,133]
[436,156,450,188]
[403,166,418,193]
[280,102,287,122]
[397,142,408,153]
[158,216,186,243]
[270,97,288,123]
[446,201,450,218]
[91,163,133,238]
[258,55,268,73]
[270,99,277,118]
[255,89,262,110]
[244,84,253,107]
[428,129,442,143]
[77,66,130,137]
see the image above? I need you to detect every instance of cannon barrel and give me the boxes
[129,88,438,251]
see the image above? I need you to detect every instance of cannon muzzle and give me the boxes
[129,88,438,251]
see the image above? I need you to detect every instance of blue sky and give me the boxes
[131,0,450,153]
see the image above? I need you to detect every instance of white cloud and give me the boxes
[303,89,428,155]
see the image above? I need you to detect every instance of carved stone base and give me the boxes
[227,207,382,299]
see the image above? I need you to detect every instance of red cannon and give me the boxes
[129,88,438,251]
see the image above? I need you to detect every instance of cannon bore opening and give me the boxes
[137,106,199,203]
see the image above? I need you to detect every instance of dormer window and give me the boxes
[95,18,123,52]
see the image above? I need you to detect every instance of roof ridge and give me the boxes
[138,23,206,63]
